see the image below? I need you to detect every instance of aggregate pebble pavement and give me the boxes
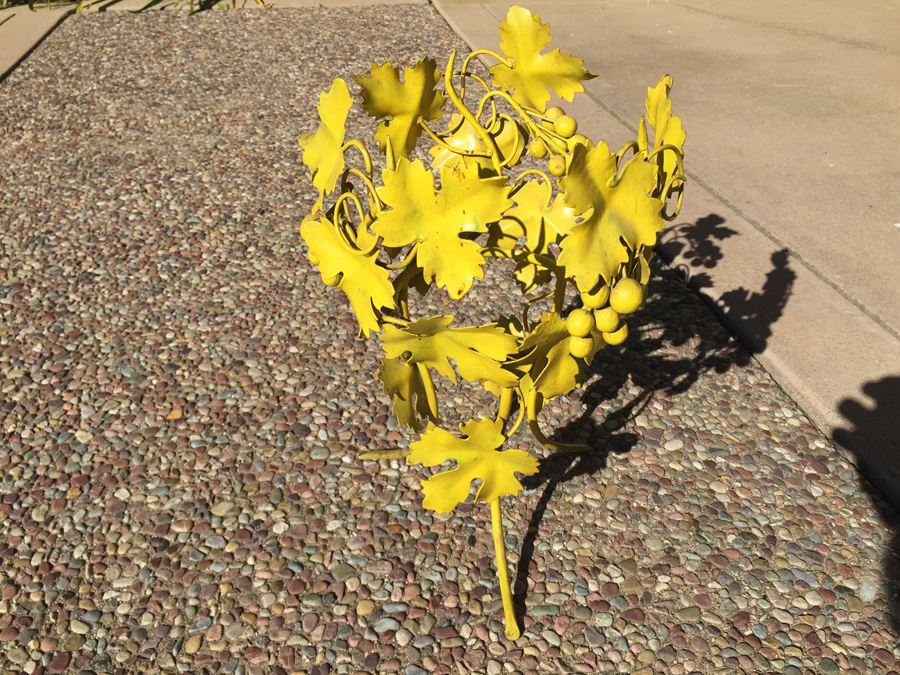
[1,5,899,674]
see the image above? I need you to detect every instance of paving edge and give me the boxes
[0,6,72,82]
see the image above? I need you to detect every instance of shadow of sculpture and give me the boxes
[660,212,796,355]
[717,248,794,354]
[661,213,738,279]
[513,213,797,624]
[833,377,900,630]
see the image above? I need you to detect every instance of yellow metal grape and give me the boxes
[593,306,620,333]
[528,139,548,158]
[581,284,610,309]
[568,335,593,359]
[609,278,644,314]
[565,309,594,337]
[548,156,566,176]
[545,106,565,120]
[602,323,629,346]
[554,115,577,139]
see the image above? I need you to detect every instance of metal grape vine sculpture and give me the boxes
[298,5,685,640]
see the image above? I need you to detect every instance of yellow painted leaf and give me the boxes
[508,312,581,400]
[637,116,649,155]
[558,142,663,291]
[643,74,685,184]
[545,194,582,241]
[484,380,504,398]
[379,358,432,431]
[300,217,395,337]
[374,157,512,299]
[429,113,526,171]
[504,180,551,252]
[505,180,581,253]
[513,251,553,294]
[637,248,653,284]
[408,418,538,513]
[354,221,378,252]
[381,315,519,388]
[298,78,352,195]
[588,330,608,361]
[490,5,594,111]
[355,59,446,157]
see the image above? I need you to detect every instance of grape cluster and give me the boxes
[565,277,646,358]
[526,106,589,177]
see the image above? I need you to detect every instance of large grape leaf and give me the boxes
[298,78,353,196]
[558,142,663,291]
[355,60,446,157]
[300,217,395,336]
[409,418,538,513]
[379,358,432,431]
[486,180,581,293]
[506,312,581,400]
[381,315,519,388]
[490,6,594,111]
[374,157,512,299]
[505,179,580,252]
[640,74,686,185]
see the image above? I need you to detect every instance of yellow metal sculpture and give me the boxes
[298,5,685,640]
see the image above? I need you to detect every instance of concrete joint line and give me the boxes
[671,1,898,56]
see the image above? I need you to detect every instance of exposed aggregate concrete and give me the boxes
[1,6,898,674]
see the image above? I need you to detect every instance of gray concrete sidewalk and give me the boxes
[432,0,900,503]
